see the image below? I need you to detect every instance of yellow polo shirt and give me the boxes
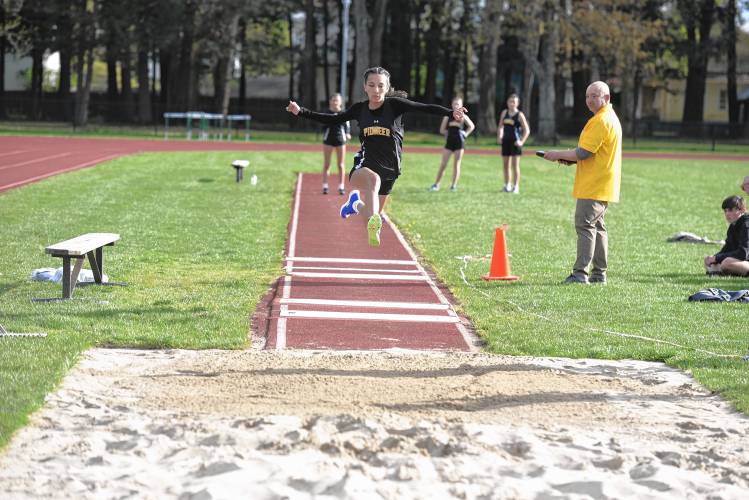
[574,103,622,202]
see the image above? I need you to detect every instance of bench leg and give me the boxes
[62,256,84,299]
[87,249,104,284]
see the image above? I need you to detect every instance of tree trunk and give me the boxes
[159,50,170,107]
[424,3,443,103]
[215,13,240,115]
[353,0,370,101]
[288,12,295,99]
[725,0,739,129]
[74,23,95,129]
[58,48,71,96]
[300,0,318,108]
[368,0,387,67]
[30,47,43,119]
[322,1,330,99]
[477,0,499,134]
[121,48,134,122]
[238,19,247,109]
[537,7,558,142]
[442,39,456,102]
[106,44,119,102]
[175,4,196,110]
[571,46,589,119]
[0,4,5,118]
[681,0,715,127]
[136,48,151,123]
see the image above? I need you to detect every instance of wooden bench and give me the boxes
[39,233,122,300]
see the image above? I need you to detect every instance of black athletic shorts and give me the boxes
[349,153,397,196]
[322,131,346,147]
[444,133,465,152]
[501,140,522,157]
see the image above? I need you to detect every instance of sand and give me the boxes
[1,348,748,499]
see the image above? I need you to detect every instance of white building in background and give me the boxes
[3,51,60,91]
[3,53,30,91]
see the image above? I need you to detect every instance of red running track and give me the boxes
[2,135,747,194]
[261,172,479,351]
[0,135,335,193]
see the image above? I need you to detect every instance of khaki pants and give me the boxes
[573,199,608,278]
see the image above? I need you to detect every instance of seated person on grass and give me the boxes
[704,195,749,277]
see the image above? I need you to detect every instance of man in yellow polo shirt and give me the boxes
[542,81,622,284]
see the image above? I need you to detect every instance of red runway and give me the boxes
[260,173,479,351]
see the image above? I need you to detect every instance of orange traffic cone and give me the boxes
[482,225,520,281]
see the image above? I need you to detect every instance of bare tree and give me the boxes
[476,0,501,134]
[353,0,387,100]
[514,0,559,142]
[723,0,739,128]
[678,0,716,127]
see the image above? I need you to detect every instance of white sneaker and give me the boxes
[429,184,439,192]
[512,185,519,194]
[502,184,511,193]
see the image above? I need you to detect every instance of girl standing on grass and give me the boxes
[286,66,467,247]
[429,96,475,192]
[497,94,530,194]
[321,93,351,195]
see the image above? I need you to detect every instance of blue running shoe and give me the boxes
[340,190,363,219]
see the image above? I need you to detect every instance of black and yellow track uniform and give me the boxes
[299,97,453,195]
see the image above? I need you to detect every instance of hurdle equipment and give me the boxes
[232,160,250,182]
[482,225,520,281]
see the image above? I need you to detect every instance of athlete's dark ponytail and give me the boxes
[363,66,408,98]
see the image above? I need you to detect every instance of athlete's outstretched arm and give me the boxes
[388,97,467,121]
[286,100,359,125]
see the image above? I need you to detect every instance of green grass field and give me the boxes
[1,148,748,451]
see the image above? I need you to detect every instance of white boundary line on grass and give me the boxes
[455,256,744,360]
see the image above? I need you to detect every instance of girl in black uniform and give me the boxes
[429,96,475,192]
[497,94,530,194]
[321,93,351,195]
[286,67,467,247]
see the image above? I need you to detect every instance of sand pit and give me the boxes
[1,348,748,499]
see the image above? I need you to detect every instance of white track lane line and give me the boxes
[289,271,429,281]
[290,266,422,273]
[282,309,460,323]
[0,152,72,171]
[280,298,450,310]
[0,150,30,158]
[0,153,123,192]
[286,256,417,265]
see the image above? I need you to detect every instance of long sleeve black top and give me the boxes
[298,97,453,177]
[715,213,749,263]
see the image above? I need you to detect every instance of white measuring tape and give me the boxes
[0,324,47,338]
[456,255,745,360]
